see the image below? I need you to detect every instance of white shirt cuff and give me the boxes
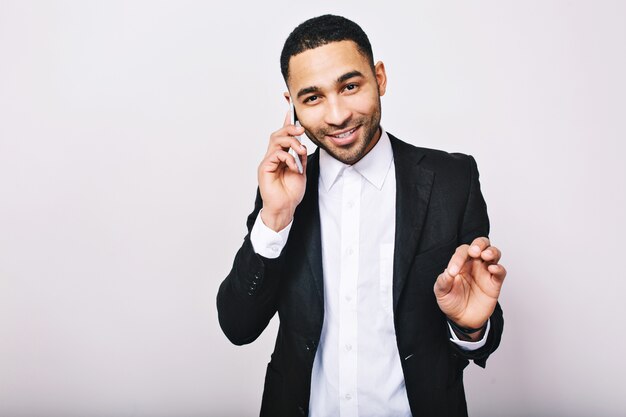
[448,319,490,351]
[250,210,293,259]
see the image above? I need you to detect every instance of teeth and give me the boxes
[334,128,355,138]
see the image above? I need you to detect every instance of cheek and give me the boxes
[348,93,379,116]
[298,108,325,132]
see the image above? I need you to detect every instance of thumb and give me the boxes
[433,269,454,298]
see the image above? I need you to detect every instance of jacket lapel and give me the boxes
[390,135,435,312]
[298,149,325,305]
[299,137,435,313]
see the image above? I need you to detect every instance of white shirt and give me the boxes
[251,130,488,416]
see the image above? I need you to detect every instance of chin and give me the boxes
[306,123,379,165]
[326,142,369,165]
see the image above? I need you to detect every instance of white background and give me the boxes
[1,1,625,416]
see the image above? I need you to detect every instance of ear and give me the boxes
[374,61,387,97]
[283,92,292,104]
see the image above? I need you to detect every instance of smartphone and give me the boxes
[289,101,304,174]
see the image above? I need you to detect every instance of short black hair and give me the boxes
[280,15,374,82]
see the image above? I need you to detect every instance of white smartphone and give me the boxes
[289,101,304,174]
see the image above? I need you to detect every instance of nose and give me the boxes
[324,96,351,127]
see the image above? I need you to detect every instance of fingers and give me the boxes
[437,237,506,324]
[262,149,302,173]
[281,109,305,136]
[270,129,305,150]
[269,122,306,155]
[467,237,504,266]
[481,245,501,263]
[259,112,308,178]
[446,245,469,276]
[434,269,455,297]
[487,263,507,283]
[468,237,490,257]
[283,109,291,127]
[266,134,306,175]
[447,237,503,275]
[300,147,308,172]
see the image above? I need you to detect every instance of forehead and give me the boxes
[287,40,372,92]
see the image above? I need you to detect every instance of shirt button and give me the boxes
[347,201,354,209]
[345,295,351,302]
[346,248,353,256]
[270,245,279,252]
[345,344,352,351]
[345,393,352,400]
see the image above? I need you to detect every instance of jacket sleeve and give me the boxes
[451,155,504,368]
[216,189,285,345]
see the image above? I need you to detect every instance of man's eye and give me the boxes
[344,83,358,92]
[304,95,318,103]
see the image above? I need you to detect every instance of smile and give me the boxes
[327,126,359,146]
[332,127,357,138]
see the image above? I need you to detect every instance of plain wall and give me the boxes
[1,1,625,416]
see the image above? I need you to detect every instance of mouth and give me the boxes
[326,126,360,146]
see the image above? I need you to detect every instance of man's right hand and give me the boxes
[258,111,308,232]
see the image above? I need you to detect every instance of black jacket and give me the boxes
[217,134,504,416]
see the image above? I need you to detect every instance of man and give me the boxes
[217,15,506,417]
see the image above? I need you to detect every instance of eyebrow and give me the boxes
[296,70,365,99]
[337,70,364,84]
[296,85,319,99]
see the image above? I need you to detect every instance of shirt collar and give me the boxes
[319,128,394,192]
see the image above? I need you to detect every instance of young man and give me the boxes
[217,15,506,417]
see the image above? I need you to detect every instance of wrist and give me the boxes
[260,207,294,232]
[448,319,487,342]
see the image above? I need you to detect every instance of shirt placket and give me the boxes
[338,166,361,417]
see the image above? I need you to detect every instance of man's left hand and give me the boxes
[434,237,507,339]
